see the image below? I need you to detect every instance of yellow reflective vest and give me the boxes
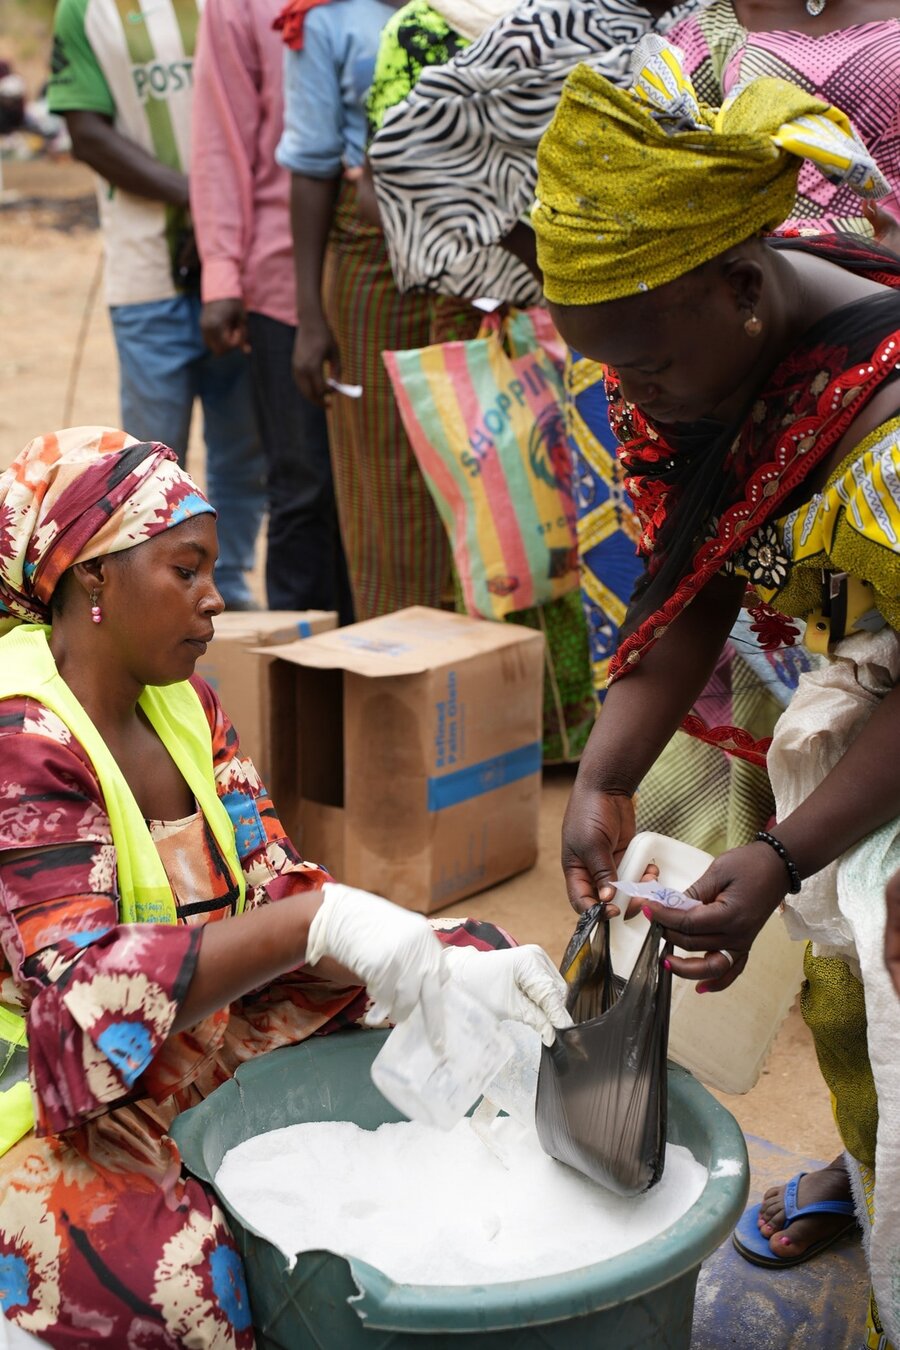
[0,624,246,1154]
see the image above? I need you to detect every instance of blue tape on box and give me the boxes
[296,620,313,638]
[427,742,541,812]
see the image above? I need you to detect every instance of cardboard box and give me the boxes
[266,606,545,912]
[195,611,337,780]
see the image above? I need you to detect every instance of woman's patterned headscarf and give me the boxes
[0,427,215,633]
[533,36,889,305]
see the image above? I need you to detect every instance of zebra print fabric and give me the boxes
[369,0,701,306]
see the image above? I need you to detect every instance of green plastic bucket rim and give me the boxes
[172,1032,749,1335]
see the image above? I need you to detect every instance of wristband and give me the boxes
[753,831,802,895]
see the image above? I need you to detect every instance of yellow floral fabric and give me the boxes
[738,417,900,633]
[533,36,889,304]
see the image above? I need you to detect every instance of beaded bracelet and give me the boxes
[754,830,802,894]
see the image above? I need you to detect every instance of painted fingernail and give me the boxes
[779,1236,791,1246]
[662,958,672,971]
[696,985,707,994]
[642,905,653,920]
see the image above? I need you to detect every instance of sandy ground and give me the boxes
[0,157,214,506]
[0,155,842,1164]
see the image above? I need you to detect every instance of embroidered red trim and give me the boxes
[608,328,900,682]
[680,714,771,769]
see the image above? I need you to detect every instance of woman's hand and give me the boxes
[863,199,900,257]
[292,311,341,406]
[558,574,746,918]
[561,785,634,915]
[306,882,447,1038]
[639,842,789,992]
[442,944,573,1044]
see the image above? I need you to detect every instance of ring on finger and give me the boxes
[718,949,735,970]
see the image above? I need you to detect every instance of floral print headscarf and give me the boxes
[0,427,214,633]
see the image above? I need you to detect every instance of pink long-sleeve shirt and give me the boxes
[191,0,297,328]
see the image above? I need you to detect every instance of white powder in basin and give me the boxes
[214,1117,707,1285]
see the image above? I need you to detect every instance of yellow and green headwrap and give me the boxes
[533,35,889,306]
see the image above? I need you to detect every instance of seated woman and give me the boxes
[535,40,900,1348]
[0,428,570,1348]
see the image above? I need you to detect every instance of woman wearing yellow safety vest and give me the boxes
[0,428,570,1348]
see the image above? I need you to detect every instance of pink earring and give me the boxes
[744,313,763,338]
[90,589,102,624]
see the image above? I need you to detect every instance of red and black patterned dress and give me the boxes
[0,676,509,1348]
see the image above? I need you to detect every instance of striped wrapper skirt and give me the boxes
[323,184,474,618]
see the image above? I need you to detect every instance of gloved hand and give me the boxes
[307,883,449,1040]
[441,944,573,1045]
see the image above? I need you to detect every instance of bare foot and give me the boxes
[758,1157,855,1259]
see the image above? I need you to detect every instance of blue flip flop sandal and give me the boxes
[732,1171,858,1268]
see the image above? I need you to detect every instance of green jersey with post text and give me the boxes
[48,0,203,306]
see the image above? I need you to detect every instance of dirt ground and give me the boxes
[0,156,212,485]
[0,154,842,1165]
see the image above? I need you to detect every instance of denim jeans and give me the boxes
[247,312,352,620]
[110,294,266,608]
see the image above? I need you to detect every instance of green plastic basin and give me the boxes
[171,1029,748,1349]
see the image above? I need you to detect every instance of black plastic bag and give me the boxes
[535,904,673,1196]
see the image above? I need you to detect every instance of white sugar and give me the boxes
[215,1117,706,1285]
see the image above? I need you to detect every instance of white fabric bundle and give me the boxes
[768,629,900,1343]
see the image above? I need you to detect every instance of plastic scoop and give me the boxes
[371,982,513,1131]
[469,1022,542,1167]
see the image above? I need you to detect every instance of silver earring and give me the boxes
[744,313,763,338]
[805,0,826,14]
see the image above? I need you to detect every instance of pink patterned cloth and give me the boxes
[668,2,900,231]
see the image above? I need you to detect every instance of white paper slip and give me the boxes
[327,378,363,398]
[607,880,700,911]
[471,297,503,313]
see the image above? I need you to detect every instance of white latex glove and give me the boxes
[441,944,573,1045]
[306,882,448,1041]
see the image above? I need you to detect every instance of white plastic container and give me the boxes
[370,982,513,1130]
[609,831,806,1094]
